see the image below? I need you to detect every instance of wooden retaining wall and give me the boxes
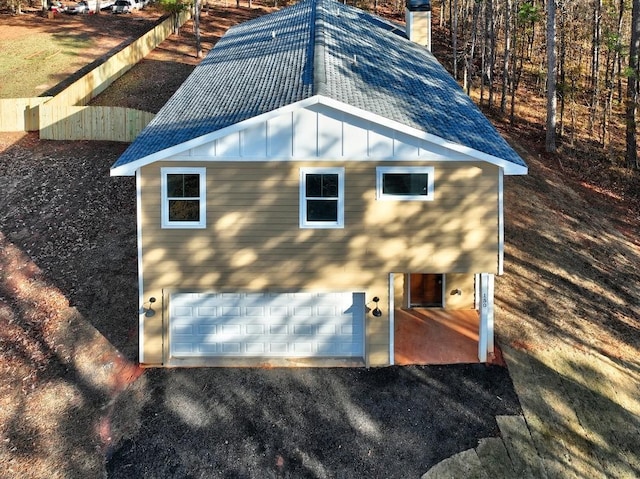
[45,9,191,108]
[0,98,52,132]
[40,105,155,142]
[1,10,189,139]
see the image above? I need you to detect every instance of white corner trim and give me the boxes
[136,170,145,364]
[478,273,495,362]
[389,273,395,366]
[487,274,495,354]
[498,168,504,275]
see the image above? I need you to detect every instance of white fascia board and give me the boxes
[110,94,528,176]
[315,96,528,175]
[109,97,325,177]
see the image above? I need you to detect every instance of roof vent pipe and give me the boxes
[405,0,431,50]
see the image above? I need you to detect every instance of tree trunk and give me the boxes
[466,0,480,95]
[546,0,558,153]
[589,0,602,138]
[480,0,487,105]
[453,0,458,79]
[501,0,511,114]
[558,0,565,137]
[616,0,625,104]
[509,0,520,125]
[602,47,613,147]
[625,0,640,169]
[195,0,202,58]
[488,0,496,109]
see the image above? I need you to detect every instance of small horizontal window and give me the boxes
[161,167,207,228]
[376,166,434,201]
[300,167,344,228]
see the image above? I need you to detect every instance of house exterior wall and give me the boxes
[444,273,476,309]
[138,159,500,366]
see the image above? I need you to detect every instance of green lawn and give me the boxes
[0,32,92,98]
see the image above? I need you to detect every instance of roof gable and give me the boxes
[111,97,527,175]
[111,0,527,175]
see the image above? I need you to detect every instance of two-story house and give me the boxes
[110,0,527,367]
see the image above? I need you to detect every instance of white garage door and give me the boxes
[169,292,365,358]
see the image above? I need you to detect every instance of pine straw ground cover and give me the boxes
[0,134,147,477]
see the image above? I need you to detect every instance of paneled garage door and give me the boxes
[169,292,365,358]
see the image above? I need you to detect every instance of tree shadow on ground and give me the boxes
[495,140,640,363]
[106,365,521,478]
[504,345,640,479]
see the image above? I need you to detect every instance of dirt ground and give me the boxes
[0,2,639,478]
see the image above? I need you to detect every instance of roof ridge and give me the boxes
[312,0,327,96]
[111,0,527,175]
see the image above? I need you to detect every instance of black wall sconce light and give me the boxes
[372,296,382,317]
[450,288,462,296]
[141,297,156,317]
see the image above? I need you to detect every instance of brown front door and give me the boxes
[410,274,444,307]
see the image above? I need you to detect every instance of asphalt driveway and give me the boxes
[106,364,520,478]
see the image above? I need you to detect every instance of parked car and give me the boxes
[49,1,66,12]
[66,1,91,13]
[111,0,133,13]
[98,0,115,9]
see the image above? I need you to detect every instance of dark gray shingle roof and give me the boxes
[112,0,526,171]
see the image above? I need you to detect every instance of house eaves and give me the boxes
[111,0,527,176]
[111,95,528,176]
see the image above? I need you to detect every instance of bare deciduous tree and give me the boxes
[626,0,640,169]
[546,0,558,153]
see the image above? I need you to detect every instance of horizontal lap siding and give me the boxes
[140,160,499,293]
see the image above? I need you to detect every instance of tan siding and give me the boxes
[142,287,164,365]
[367,347,390,367]
[140,159,500,282]
[445,273,476,309]
[139,160,500,366]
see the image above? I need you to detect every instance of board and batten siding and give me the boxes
[180,103,507,165]
[138,160,500,366]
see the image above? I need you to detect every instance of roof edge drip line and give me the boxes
[313,0,328,96]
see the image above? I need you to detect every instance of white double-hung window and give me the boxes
[161,167,207,228]
[299,167,345,228]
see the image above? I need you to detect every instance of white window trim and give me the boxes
[161,167,207,229]
[376,166,435,201]
[299,167,345,229]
